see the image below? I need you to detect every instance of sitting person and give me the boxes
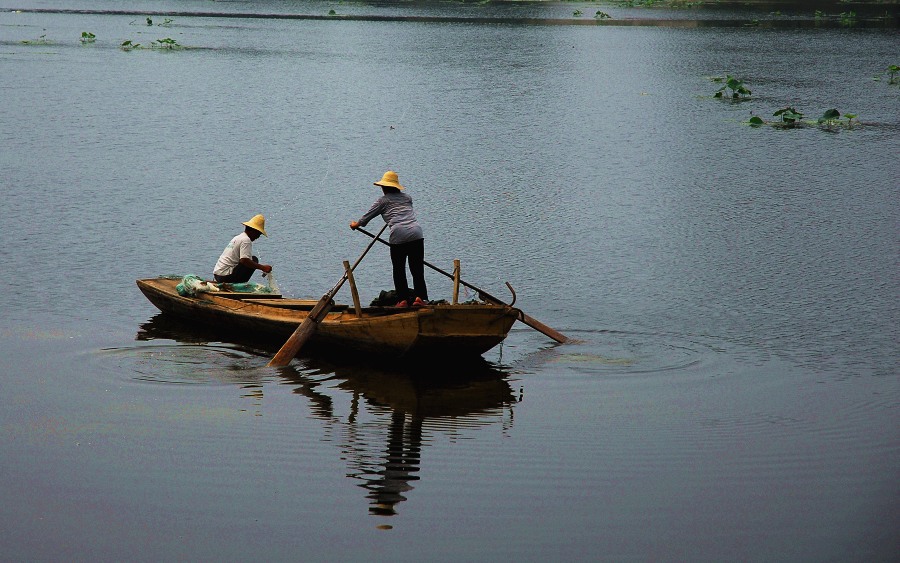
[213,214,273,283]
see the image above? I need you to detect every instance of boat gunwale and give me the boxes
[136,277,518,320]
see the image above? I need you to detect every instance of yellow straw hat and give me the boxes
[242,214,268,237]
[374,170,405,190]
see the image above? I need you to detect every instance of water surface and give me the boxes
[0,1,897,560]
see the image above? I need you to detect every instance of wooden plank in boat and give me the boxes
[214,293,283,300]
[242,298,349,311]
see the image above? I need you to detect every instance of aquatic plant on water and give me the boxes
[712,74,751,100]
[80,32,96,44]
[573,10,583,17]
[817,108,841,124]
[746,115,765,127]
[21,33,51,45]
[120,36,185,51]
[816,109,859,130]
[152,37,181,50]
[744,108,859,130]
[877,64,900,85]
[773,106,804,126]
[595,11,611,19]
[813,109,859,130]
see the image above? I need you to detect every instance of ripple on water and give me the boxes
[510,329,899,502]
[96,343,273,386]
[513,329,722,376]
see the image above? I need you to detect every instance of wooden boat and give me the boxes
[136,277,519,360]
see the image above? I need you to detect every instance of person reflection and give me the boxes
[364,411,423,516]
[279,361,516,519]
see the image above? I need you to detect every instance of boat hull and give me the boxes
[136,278,518,359]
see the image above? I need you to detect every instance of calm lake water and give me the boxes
[1,1,898,560]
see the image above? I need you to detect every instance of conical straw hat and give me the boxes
[373,170,405,190]
[242,214,268,237]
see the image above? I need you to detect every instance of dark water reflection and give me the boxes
[283,360,516,518]
[136,312,517,519]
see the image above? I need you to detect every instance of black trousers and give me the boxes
[390,239,428,301]
[214,256,258,283]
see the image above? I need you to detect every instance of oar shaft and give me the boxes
[354,226,569,343]
[355,227,460,281]
[355,226,501,299]
[327,222,389,297]
[267,223,389,367]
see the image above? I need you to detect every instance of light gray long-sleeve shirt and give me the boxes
[358,192,424,245]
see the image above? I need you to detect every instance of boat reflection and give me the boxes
[282,357,519,517]
[137,313,520,518]
[137,313,226,345]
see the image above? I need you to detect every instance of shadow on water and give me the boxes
[135,313,518,520]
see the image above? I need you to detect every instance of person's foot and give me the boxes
[412,297,426,308]
[395,300,408,308]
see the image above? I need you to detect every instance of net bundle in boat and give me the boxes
[174,274,276,297]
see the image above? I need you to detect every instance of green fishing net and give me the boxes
[175,275,275,297]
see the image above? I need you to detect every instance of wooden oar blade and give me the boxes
[477,293,568,344]
[267,297,334,366]
[519,313,568,343]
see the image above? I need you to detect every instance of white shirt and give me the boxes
[214,232,253,276]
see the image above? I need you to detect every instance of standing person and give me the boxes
[213,214,273,283]
[350,170,428,307]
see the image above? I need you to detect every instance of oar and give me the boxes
[268,223,389,367]
[354,226,569,344]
